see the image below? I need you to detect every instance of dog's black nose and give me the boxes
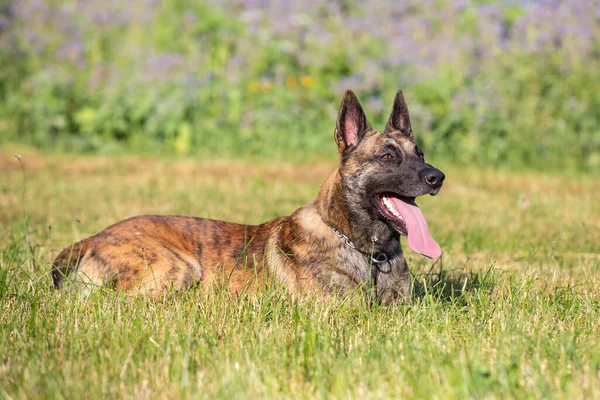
[424,169,445,189]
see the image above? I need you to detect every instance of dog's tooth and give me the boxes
[382,196,405,221]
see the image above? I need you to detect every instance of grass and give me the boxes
[0,149,599,399]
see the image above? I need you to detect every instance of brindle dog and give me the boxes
[52,90,445,304]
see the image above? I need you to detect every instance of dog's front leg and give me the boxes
[374,257,411,305]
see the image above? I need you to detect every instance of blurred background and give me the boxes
[0,0,598,171]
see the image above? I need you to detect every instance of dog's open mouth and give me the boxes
[376,194,442,259]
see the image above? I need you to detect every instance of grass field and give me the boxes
[1,149,599,399]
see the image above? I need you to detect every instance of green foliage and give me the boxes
[0,0,599,171]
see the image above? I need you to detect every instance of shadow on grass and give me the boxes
[411,260,496,303]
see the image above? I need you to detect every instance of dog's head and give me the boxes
[335,90,444,258]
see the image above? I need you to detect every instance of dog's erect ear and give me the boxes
[335,90,372,153]
[384,89,412,136]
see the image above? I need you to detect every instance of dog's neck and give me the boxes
[315,169,399,254]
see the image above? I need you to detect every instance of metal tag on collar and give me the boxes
[371,253,388,264]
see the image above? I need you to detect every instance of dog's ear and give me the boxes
[335,90,372,154]
[384,89,412,136]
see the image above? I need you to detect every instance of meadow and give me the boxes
[0,149,598,399]
[1,0,600,398]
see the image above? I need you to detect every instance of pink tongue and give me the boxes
[389,197,442,259]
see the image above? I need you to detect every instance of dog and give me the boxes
[52,89,445,304]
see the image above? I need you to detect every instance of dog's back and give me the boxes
[52,215,288,295]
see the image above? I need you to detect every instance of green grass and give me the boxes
[1,150,599,399]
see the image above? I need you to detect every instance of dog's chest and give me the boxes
[322,244,402,291]
[336,247,374,281]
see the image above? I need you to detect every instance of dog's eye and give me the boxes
[382,153,394,160]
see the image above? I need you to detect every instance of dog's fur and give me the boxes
[52,90,445,304]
